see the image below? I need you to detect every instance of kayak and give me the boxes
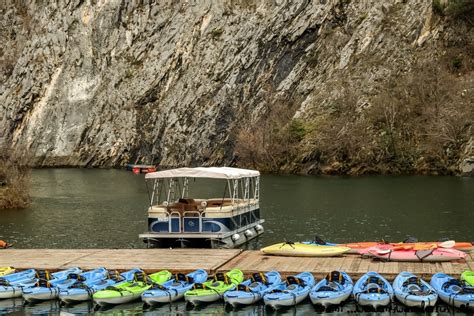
[0,267,14,277]
[93,270,172,306]
[305,237,474,253]
[142,269,208,305]
[22,267,82,303]
[310,271,353,307]
[353,271,393,308]
[363,247,467,262]
[462,271,474,286]
[60,268,142,304]
[0,269,36,299]
[224,271,281,307]
[0,241,12,249]
[431,273,474,310]
[59,267,134,304]
[261,242,350,257]
[263,272,315,309]
[184,269,243,306]
[393,272,437,308]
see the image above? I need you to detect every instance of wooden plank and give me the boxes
[0,249,241,274]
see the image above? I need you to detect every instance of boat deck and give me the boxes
[0,249,472,280]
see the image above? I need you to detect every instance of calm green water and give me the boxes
[1,169,473,248]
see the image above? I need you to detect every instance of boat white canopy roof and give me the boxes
[145,167,260,180]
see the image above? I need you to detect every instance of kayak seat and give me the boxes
[133,272,151,284]
[36,279,51,288]
[192,283,206,290]
[442,278,463,291]
[406,284,431,296]
[402,276,421,287]
[70,282,89,289]
[287,276,305,286]
[175,273,193,284]
[107,270,124,282]
[36,270,52,280]
[462,286,474,294]
[318,285,338,292]
[211,281,221,287]
[366,283,386,294]
[214,273,229,284]
[365,276,384,287]
[150,283,168,290]
[237,284,252,292]
[68,273,86,282]
[249,282,260,289]
[326,271,344,285]
[251,272,268,285]
[0,278,10,286]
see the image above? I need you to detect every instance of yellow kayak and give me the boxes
[261,242,351,257]
[0,267,15,277]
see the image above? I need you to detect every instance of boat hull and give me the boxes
[185,293,221,305]
[224,293,261,307]
[23,288,60,303]
[310,292,351,307]
[94,294,141,306]
[0,288,22,299]
[142,292,183,305]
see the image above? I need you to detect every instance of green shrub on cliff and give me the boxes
[0,150,30,209]
[433,0,474,17]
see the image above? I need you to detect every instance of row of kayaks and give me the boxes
[261,239,472,261]
[0,267,473,310]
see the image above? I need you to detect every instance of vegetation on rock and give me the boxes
[0,149,30,209]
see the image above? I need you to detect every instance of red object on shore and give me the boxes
[0,240,8,248]
[132,167,140,174]
[147,167,156,173]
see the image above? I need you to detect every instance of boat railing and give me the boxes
[183,211,201,233]
[151,202,260,234]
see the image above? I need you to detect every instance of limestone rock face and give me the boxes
[0,0,472,173]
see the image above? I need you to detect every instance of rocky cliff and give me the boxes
[1,0,473,175]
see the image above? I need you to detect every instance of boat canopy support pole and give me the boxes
[182,178,189,198]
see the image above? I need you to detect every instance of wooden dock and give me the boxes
[0,249,472,280]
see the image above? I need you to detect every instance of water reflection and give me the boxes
[1,299,467,315]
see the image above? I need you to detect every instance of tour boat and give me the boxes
[139,167,264,248]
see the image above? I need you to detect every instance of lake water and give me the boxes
[1,169,473,248]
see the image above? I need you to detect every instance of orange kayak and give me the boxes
[338,241,474,253]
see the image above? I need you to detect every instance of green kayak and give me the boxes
[184,269,243,305]
[461,271,474,286]
[93,270,171,306]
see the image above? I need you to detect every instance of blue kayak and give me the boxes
[23,267,88,303]
[0,269,36,299]
[142,269,208,305]
[430,273,474,310]
[224,271,281,307]
[59,268,139,304]
[263,272,315,309]
[393,272,437,309]
[310,271,353,307]
[353,271,393,308]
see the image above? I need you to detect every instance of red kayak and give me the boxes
[361,246,467,262]
[339,241,474,253]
